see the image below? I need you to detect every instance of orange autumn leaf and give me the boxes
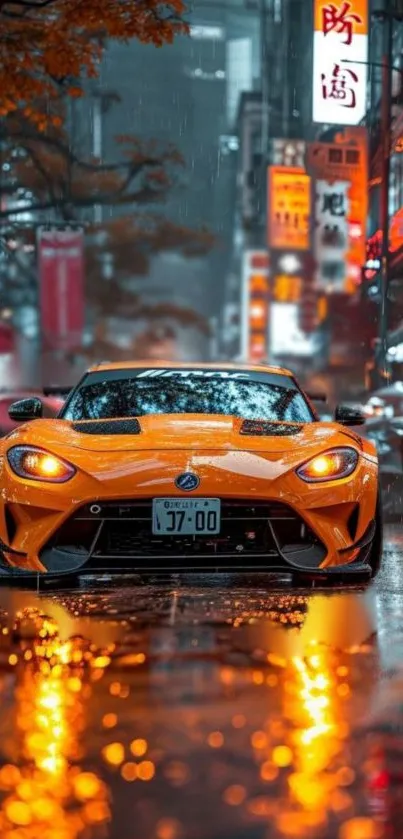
[67,87,84,98]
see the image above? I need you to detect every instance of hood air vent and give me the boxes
[240,420,303,436]
[72,419,141,435]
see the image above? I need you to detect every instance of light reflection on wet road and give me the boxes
[0,529,402,837]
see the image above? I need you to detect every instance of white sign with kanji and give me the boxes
[313,1,368,125]
[314,180,350,291]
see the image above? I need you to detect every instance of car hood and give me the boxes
[8,414,356,458]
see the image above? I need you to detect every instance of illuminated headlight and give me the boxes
[296,447,359,483]
[7,446,76,483]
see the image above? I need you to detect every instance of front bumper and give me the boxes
[0,448,378,575]
[0,496,376,579]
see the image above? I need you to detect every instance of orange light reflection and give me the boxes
[0,614,111,838]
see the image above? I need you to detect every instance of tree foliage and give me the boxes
[0,111,186,220]
[0,0,187,119]
[1,97,215,346]
[86,215,215,290]
[0,0,214,355]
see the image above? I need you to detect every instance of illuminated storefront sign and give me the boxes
[390,207,403,253]
[271,252,303,303]
[272,139,306,168]
[241,250,270,362]
[273,275,302,303]
[267,166,311,251]
[365,214,403,264]
[364,231,382,282]
[313,0,368,125]
[270,303,317,358]
[307,127,368,294]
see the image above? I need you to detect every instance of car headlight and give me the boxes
[7,446,76,483]
[296,447,359,483]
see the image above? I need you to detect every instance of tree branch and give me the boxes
[1,125,167,177]
[0,185,168,220]
[0,0,57,8]
[24,145,61,208]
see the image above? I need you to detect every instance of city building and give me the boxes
[77,0,269,360]
[220,0,318,363]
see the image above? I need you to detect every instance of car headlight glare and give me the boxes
[296,447,359,483]
[7,446,76,483]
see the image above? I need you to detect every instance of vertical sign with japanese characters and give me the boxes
[307,127,368,293]
[314,181,350,292]
[267,167,311,251]
[313,0,368,125]
[241,250,270,362]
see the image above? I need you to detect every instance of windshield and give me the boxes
[62,374,314,423]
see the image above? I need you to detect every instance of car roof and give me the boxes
[87,360,294,377]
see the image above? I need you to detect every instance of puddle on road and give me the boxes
[0,586,391,839]
[235,590,377,659]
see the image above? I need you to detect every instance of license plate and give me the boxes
[152,498,221,536]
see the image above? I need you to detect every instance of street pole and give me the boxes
[378,8,393,387]
[343,39,403,388]
[259,0,268,161]
[93,95,103,225]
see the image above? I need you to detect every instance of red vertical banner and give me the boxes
[37,228,85,352]
[0,322,15,354]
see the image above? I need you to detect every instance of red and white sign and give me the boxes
[313,0,368,125]
[37,228,85,352]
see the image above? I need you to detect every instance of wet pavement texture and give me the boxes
[0,529,402,838]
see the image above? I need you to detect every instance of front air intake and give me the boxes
[72,419,141,435]
[240,420,303,436]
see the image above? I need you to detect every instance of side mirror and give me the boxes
[8,397,43,422]
[335,405,366,426]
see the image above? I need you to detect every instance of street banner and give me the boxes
[37,228,85,352]
[313,0,368,125]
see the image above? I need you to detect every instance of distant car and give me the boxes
[0,392,64,437]
[0,361,381,584]
[362,416,403,519]
[363,382,403,420]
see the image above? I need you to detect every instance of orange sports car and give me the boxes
[0,361,381,583]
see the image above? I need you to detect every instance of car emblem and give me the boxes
[175,472,200,491]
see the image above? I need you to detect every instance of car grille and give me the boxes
[42,499,326,571]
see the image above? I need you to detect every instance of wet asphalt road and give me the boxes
[0,529,402,838]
